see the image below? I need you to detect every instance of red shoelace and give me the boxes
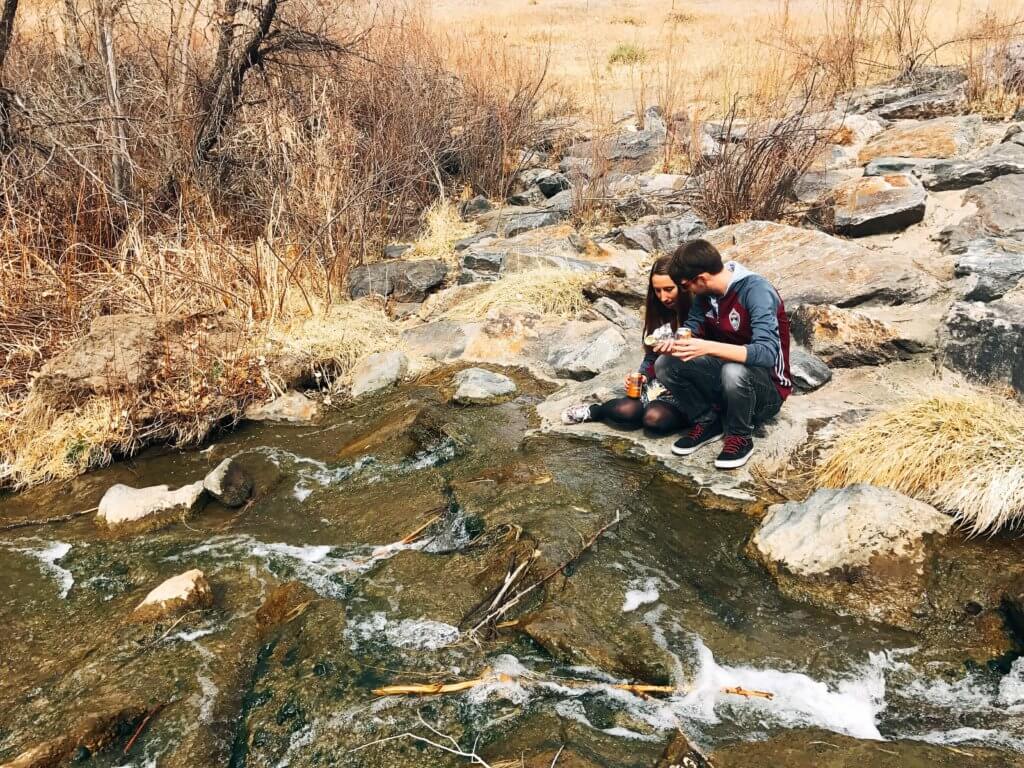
[722,435,749,453]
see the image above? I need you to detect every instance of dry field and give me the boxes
[426,0,1024,116]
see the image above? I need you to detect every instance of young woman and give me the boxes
[561,255,690,435]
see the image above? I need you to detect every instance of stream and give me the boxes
[2,373,1022,767]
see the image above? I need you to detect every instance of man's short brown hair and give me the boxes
[670,239,725,283]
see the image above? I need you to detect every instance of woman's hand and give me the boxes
[652,338,675,354]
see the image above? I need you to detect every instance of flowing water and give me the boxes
[1,376,1022,767]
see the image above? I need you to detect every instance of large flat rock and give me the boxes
[857,115,982,165]
[829,173,926,236]
[536,356,967,503]
[703,221,938,306]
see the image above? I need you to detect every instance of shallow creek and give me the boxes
[2,377,1022,767]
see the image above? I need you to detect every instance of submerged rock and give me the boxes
[349,350,409,398]
[828,173,926,236]
[96,481,206,530]
[523,604,676,685]
[244,390,318,423]
[452,367,517,404]
[1,706,148,768]
[704,220,937,306]
[790,304,915,367]
[751,485,952,630]
[203,457,253,507]
[131,569,213,622]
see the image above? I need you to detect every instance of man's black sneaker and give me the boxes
[715,435,754,469]
[671,418,724,456]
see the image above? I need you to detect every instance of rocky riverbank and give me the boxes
[2,65,1024,767]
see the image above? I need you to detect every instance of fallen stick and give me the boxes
[123,702,167,754]
[1,506,98,531]
[399,514,441,545]
[372,672,772,701]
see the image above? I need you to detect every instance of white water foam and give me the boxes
[15,541,74,598]
[675,638,886,740]
[346,612,460,651]
[465,654,533,706]
[622,578,660,612]
[179,535,421,599]
[999,658,1024,711]
[195,673,219,723]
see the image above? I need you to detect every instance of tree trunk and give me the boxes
[61,0,84,71]
[94,1,131,201]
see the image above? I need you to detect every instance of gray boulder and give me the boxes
[452,368,517,404]
[941,298,1024,393]
[400,321,472,362]
[348,259,448,302]
[874,86,966,120]
[789,345,832,393]
[751,484,952,630]
[953,237,1024,301]
[609,211,707,253]
[829,173,926,237]
[563,128,666,174]
[546,322,627,380]
[591,297,641,332]
[382,243,412,260]
[460,195,493,217]
[203,457,253,507]
[537,170,571,198]
[479,206,567,238]
[866,142,1024,191]
[350,350,409,397]
[790,304,915,367]
[941,174,1024,252]
[704,221,938,306]
[845,66,967,113]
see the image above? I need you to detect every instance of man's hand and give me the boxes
[671,337,713,361]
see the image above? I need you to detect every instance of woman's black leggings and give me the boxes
[588,397,686,436]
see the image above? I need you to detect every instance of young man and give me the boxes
[653,239,791,469]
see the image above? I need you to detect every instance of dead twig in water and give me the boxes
[372,669,773,701]
[1,506,97,531]
[464,511,621,637]
[123,702,167,755]
[350,711,494,767]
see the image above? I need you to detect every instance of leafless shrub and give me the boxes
[686,95,833,227]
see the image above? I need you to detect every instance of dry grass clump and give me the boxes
[0,396,136,487]
[817,393,1024,535]
[409,201,478,263]
[268,300,400,384]
[442,269,591,320]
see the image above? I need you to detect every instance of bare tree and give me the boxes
[94,0,131,200]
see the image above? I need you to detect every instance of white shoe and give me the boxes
[561,403,594,425]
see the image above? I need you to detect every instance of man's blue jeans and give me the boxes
[654,355,782,437]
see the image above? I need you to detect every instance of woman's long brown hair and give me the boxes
[642,254,691,349]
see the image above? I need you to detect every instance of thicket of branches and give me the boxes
[0,0,557,402]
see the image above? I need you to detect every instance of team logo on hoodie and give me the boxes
[729,307,741,331]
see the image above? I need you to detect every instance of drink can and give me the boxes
[676,327,692,340]
[625,373,647,399]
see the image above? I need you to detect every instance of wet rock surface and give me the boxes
[203,457,254,507]
[97,480,206,530]
[349,350,409,398]
[452,367,517,404]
